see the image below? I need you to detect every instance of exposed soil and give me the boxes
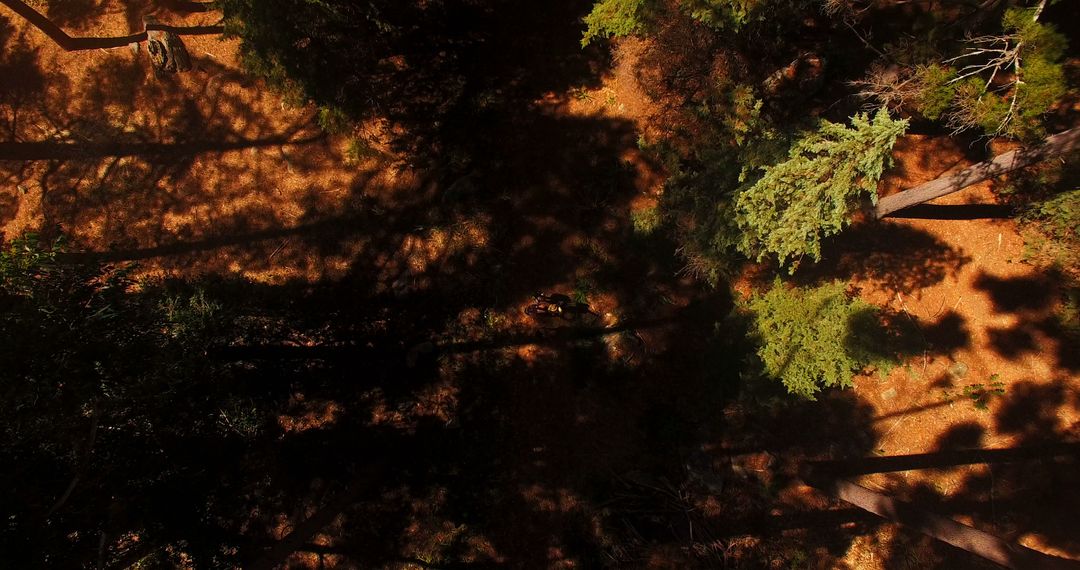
[839,135,1080,564]
[1,3,1078,569]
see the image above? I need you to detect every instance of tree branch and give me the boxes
[0,0,223,51]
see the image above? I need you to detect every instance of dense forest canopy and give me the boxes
[1,0,1078,567]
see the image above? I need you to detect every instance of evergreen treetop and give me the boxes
[735,109,908,271]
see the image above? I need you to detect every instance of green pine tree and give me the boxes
[735,108,907,271]
[581,0,657,46]
[747,280,896,399]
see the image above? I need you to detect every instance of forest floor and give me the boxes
[1,2,1078,569]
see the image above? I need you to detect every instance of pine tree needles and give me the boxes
[735,109,907,271]
[747,280,893,399]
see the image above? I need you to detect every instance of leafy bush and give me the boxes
[649,83,790,283]
[1001,157,1080,276]
[963,379,1006,411]
[216,397,264,439]
[1057,285,1080,344]
[950,77,1012,134]
[316,105,352,135]
[746,281,899,399]
[1020,188,1080,275]
[1024,188,1080,247]
[0,232,62,296]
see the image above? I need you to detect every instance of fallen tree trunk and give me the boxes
[0,0,223,51]
[814,478,1080,569]
[874,126,1080,219]
[807,442,1080,476]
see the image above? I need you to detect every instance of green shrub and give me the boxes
[572,277,597,304]
[316,106,351,135]
[746,281,898,399]
[631,206,662,235]
[344,136,384,164]
[161,289,223,343]
[913,64,956,121]
[1006,158,1079,275]
[0,233,62,296]
[679,0,759,29]
[1057,285,1080,343]
[1024,188,1079,245]
[946,9,1067,140]
[217,398,263,438]
[951,77,1012,133]
[581,0,657,46]
[963,379,1006,411]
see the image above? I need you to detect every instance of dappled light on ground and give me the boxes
[1,1,1078,568]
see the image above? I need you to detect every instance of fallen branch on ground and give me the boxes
[874,126,1080,219]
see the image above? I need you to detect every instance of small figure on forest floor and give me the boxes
[525,292,598,321]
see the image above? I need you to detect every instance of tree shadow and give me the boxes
[829,377,1080,568]
[797,221,972,293]
[935,378,1080,561]
[887,203,1015,220]
[41,0,102,28]
[976,273,1056,313]
[217,0,608,168]
[0,14,49,133]
[974,272,1079,372]
[921,310,972,355]
[0,234,903,569]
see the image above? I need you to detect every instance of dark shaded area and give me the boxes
[935,422,986,450]
[41,0,100,27]
[799,222,972,293]
[2,2,879,567]
[989,326,1038,358]
[217,0,607,167]
[0,13,48,138]
[974,272,1080,372]
[922,311,972,354]
[976,274,1056,313]
[995,380,1072,442]
[888,203,1016,220]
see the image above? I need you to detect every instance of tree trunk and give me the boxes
[0,0,223,51]
[874,126,1080,219]
[145,16,192,73]
[814,478,1080,569]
